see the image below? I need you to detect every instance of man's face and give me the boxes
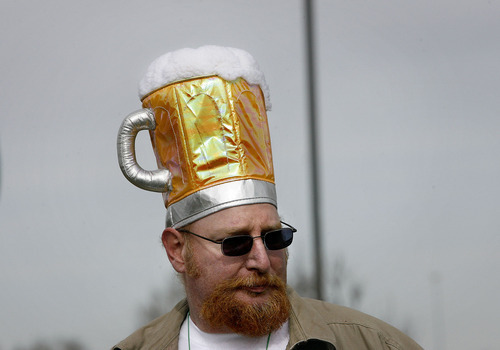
[181,203,289,335]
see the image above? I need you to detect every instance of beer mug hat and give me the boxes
[117,46,277,228]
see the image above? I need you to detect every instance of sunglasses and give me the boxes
[178,221,296,257]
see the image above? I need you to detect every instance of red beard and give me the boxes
[200,273,290,337]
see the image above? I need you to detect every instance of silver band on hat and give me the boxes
[166,179,277,228]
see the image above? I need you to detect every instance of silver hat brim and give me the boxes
[166,179,277,228]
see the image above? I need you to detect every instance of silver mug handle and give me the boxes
[117,109,172,193]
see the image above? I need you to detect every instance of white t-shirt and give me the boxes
[178,315,289,350]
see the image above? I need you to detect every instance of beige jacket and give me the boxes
[112,287,423,350]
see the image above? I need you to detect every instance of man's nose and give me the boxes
[245,236,271,273]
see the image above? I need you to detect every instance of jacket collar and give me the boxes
[287,287,337,350]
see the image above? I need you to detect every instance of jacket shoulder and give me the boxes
[290,291,422,350]
[112,299,188,350]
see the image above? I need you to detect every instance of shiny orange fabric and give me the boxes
[142,76,275,206]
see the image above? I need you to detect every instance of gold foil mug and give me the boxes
[117,76,276,228]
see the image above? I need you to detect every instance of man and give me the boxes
[114,46,422,349]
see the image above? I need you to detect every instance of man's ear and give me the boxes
[161,228,186,274]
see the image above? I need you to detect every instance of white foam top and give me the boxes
[138,45,271,110]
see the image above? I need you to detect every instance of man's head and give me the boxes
[161,203,291,336]
[117,46,288,336]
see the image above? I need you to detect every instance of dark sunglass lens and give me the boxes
[264,229,294,250]
[222,236,253,256]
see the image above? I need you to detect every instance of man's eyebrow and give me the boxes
[218,228,250,237]
[219,223,282,237]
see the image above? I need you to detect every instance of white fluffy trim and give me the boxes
[138,45,271,110]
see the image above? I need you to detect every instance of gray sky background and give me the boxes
[1,1,499,349]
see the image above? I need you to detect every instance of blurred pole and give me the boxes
[304,0,324,300]
[0,144,2,201]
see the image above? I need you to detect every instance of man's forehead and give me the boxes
[189,203,280,232]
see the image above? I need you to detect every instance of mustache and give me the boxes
[222,273,284,290]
